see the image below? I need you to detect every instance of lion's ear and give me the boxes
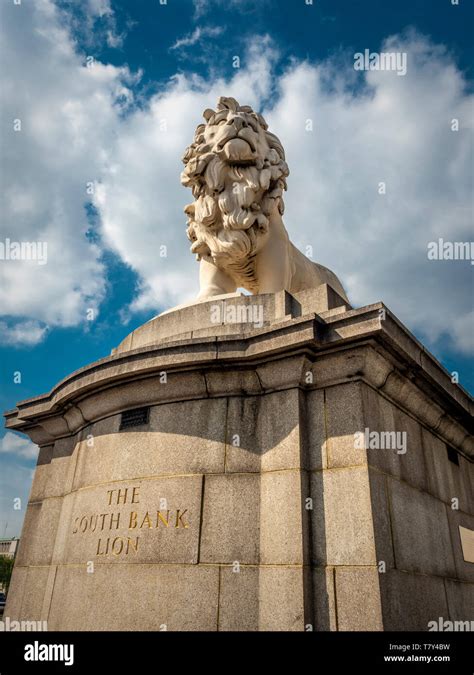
[203,108,214,121]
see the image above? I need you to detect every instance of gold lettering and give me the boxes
[96,537,110,555]
[110,512,121,530]
[156,510,170,527]
[175,509,189,528]
[99,513,108,530]
[111,537,124,556]
[126,537,139,555]
[140,512,153,529]
[129,511,138,529]
[72,517,79,534]
[131,486,140,504]
[107,490,114,506]
[116,488,128,505]
[80,516,88,533]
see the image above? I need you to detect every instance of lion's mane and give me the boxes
[180,97,289,290]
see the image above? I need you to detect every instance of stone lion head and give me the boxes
[181,97,289,290]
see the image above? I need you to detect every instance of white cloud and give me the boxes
[74,0,126,49]
[0,320,48,346]
[0,432,39,460]
[0,0,137,344]
[87,0,113,17]
[451,311,474,355]
[171,26,224,51]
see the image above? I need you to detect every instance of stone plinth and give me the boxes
[4,287,473,631]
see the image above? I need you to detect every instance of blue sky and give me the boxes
[0,0,473,538]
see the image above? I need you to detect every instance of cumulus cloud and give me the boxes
[59,0,126,49]
[0,432,39,460]
[0,320,48,347]
[0,0,137,343]
[0,1,472,360]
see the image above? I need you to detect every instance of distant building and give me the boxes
[0,538,19,558]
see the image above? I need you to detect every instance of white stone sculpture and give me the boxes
[181,96,348,302]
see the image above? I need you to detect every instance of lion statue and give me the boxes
[181,96,349,302]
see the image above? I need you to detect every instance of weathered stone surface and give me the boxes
[335,567,383,631]
[368,469,395,570]
[15,499,63,567]
[3,566,28,619]
[76,371,209,424]
[303,389,326,471]
[258,567,306,631]
[219,565,310,631]
[444,578,474,622]
[3,566,50,622]
[379,569,449,631]
[47,564,219,631]
[30,437,77,501]
[422,427,472,512]
[73,399,226,489]
[205,369,262,397]
[325,382,366,468]
[260,470,305,564]
[200,474,260,564]
[224,390,301,473]
[218,566,259,631]
[17,567,50,620]
[363,384,428,491]
[311,567,337,630]
[256,354,309,392]
[388,477,456,578]
[311,467,377,566]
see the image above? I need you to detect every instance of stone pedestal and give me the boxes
[4,288,473,631]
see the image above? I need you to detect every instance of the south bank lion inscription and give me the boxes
[71,485,190,558]
[63,476,203,565]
